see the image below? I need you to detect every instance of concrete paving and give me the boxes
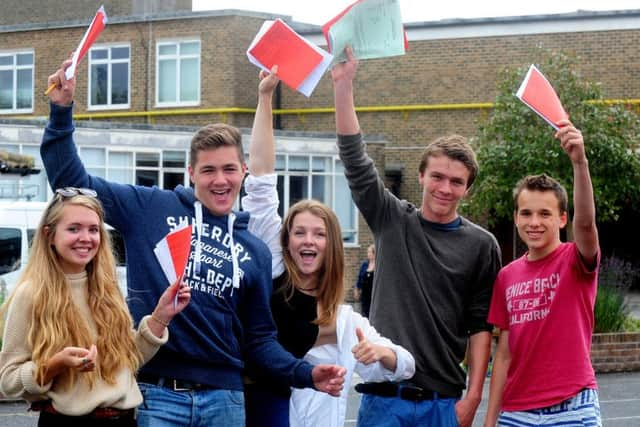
[2,371,640,426]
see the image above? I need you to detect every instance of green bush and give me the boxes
[623,316,640,332]
[594,256,638,333]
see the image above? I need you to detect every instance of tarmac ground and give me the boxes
[1,370,640,426]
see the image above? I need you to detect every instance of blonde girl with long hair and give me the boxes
[242,69,414,427]
[0,188,190,426]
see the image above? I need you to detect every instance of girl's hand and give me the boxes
[152,277,191,326]
[52,344,97,372]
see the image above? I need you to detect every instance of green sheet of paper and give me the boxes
[328,0,405,65]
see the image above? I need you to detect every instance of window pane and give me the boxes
[109,152,132,168]
[0,228,21,274]
[289,156,309,171]
[111,62,128,104]
[91,49,108,60]
[312,175,330,202]
[275,155,286,171]
[180,58,200,101]
[136,170,158,187]
[136,152,159,167]
[335,174,356,242]
[16,68,32,109]
[112,46,129,60]
[163,171,184,190]
[110,168,132,184]
[312,157,331,172]
[16,53,33,66]
[163,150,185,168]
[0,70,13,109]
[159,44,176,56]
[181,41,200,55]
[158,60,177,102]
[87,167,106,178]
[289,176,308,205]
[180,58,198,102]
[80,147,106,165]
[0,56,13,66]
[91,63,108,105]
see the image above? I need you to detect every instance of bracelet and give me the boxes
[150,314,169,327]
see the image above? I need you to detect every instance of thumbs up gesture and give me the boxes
[352,327,381,365]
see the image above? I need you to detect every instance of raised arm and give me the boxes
[248,66,280,176]
[331,47,360,135]
[243,67,285,278]
[555,120,599,266]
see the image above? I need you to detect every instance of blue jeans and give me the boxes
[137,383,245,427]
[357,394,459,427]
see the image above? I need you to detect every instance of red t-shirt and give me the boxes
[488,242,599,411]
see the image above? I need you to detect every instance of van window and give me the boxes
[0,227,21,274]
[109,229,126,266]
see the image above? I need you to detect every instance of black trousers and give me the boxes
[38,410,136,427]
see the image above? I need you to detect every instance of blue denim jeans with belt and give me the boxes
[357,393,459,427]
[136,383,245,427]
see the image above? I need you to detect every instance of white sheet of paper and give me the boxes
[153,237,177,284]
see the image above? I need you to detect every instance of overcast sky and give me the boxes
[193,0,639,24]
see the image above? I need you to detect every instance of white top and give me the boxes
[242,173,416,427]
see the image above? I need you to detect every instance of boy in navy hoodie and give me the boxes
[42,60,345,427]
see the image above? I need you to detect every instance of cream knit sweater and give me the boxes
[0,271,167,415]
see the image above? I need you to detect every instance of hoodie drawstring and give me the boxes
[227,212,241,295]
[194,201,203,275]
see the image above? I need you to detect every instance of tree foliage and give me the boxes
[464,51,640,226]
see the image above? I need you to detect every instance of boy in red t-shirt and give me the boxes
[485,119,601,427]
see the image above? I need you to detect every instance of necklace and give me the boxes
[298,285,318,292]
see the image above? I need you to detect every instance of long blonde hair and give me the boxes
[1,193,141,388]
[280,200,344,326]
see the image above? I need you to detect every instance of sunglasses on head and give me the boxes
[55,187,98,198]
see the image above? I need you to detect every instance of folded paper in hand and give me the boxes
[516,64,569,130]
[154,224,191,285]
[65,5,108,80]
[322,0,407,65]
[247,18,333,97]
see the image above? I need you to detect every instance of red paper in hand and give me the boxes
[516,64,569,130]
[249,19,323,90]
[166,226,192,280]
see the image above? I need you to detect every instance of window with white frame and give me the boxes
[156,40,200,106]
[0,51,34,114]
[88,45,130,109]
[84,148,187,190]
[266,154,358,244]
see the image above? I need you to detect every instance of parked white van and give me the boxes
[0,200,128,298]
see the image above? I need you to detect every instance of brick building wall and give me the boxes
[2,9,640,293]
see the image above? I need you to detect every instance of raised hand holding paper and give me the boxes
[154,224,192,307]
[44,5,108,95]
[323,0,406,65]
[247,19,333,97]
[516,64,569,130]
[66,5,108,79]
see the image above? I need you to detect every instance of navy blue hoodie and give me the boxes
[41,103,314,391]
